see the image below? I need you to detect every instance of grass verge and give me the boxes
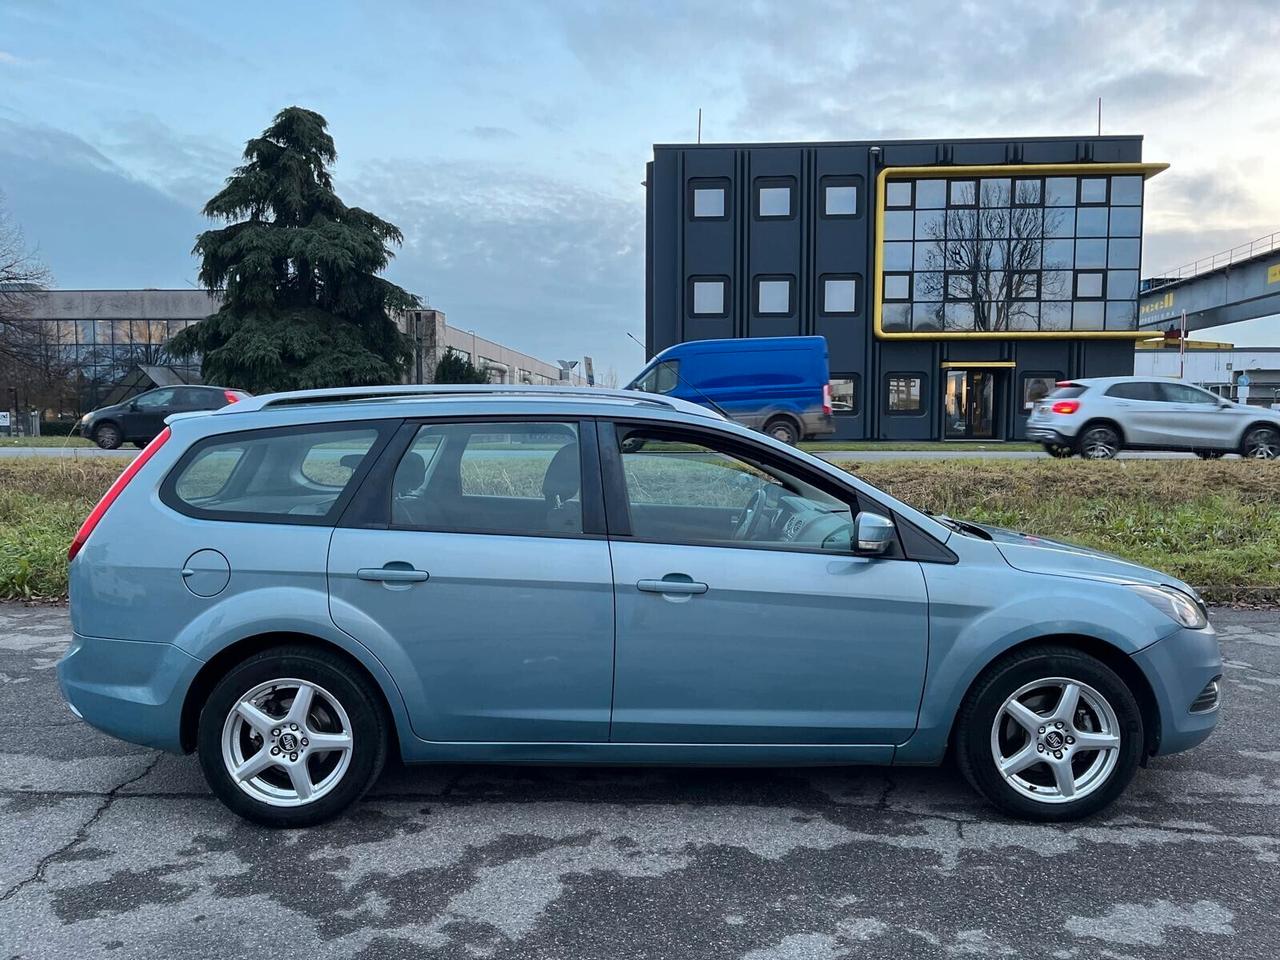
[0,436,94,448]
[0,456,1275,602]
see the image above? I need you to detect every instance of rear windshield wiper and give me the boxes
[932,514,993,540]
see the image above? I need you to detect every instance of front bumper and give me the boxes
[57,632,204,752]
[1132,623,1223,756]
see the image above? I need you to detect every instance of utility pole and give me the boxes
[697,108,702,144]
[1097,97,1102,135]
[1178,309,1188,380]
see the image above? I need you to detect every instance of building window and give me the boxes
[886,181,914,208]
[689,277,728,317]
[1074,270,1105,299]
[830,375,860,415]
[1013,178,1042,205]
[754,276,793,315]
[1078,177,1109,205]
[886,374,925,414]
[822,275,859,314]
[883,273,911,302]
[688,178,729,220]
[948,179,978,207]
[1022,373,1061,411]
[755,178,795,218]
[1012,272,1040,299]
[822,177,860,216]
[1110,175,1143,205]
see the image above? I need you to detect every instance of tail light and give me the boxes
[822,384,833,416]
[1051,400,1081,415]
[68,427,171,562]
[223,390,242,404]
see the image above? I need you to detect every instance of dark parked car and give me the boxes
[80,385,250,449]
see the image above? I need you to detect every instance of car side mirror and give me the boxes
[853,511,896,556]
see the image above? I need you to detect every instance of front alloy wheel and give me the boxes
[1079,425,1120,460]
[1242,426,1279,459]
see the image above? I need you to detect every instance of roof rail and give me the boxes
[215,384,725,420]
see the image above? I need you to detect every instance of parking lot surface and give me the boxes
[2,605,1278,959]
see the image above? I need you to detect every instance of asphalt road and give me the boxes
[2,605,1278,959]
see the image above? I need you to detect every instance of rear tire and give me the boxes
[93,422,122,450]
[763,416,800,446]
[1078,424,1120,460]
[197,646,388,828]
[955,645,1143,822]
[1241,425,1279,459]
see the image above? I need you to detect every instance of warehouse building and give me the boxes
[645,135,1166,440]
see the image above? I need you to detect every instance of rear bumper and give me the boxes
[805,413,836,438]
[57,632,203,752]
[1026,425,1074,445]
[1132,623,1223,756]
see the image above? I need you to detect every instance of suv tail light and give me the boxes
[68,427,171,562]
[1051,400,1081,415]
[822,383,833,416]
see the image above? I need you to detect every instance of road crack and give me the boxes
[0,752,161,904]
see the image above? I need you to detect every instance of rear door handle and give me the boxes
[637,577,708,595]
[357,566,430,583]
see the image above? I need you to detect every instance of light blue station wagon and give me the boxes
[59,386,1221,826]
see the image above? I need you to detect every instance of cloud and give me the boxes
[0,50,26,66]
[97,113,240,208]
[465,125,518,141]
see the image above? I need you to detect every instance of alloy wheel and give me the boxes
[989,677,1121,804]
[1243,427,1279,460]
[1080,428,1118,460]
[220,678,354,807]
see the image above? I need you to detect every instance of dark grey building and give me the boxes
[645,136,1166,440]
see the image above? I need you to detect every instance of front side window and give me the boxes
[633,360,679,394]
[167,424,383,522]
[616,430,855,551]
[886,375,924,414]
[134,388,176,410]
[390,421,582,535]
[1160,383,1218,405]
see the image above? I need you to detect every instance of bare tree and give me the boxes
[914,181,1067,332]
[0,196,53,340]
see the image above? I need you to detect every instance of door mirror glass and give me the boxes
[853,512,896,555]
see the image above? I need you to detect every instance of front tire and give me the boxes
[1078,424,1120,460]
[1242,425,1279,459]
[197,646,388,827]
[955,645,1143,822]
[763,416,800,446]
[93,422,122,449]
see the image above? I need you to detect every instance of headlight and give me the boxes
[1127,583,1208,630]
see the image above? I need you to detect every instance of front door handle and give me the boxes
[637,576,708,595]
[357,565,430,583]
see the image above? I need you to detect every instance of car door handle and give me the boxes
[357,566,429,583]
[637,577,708,595]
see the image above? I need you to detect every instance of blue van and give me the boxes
[627,336,834,444]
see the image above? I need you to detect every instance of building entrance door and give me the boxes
[943,369,996,439]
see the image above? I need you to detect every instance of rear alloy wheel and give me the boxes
[1242,426,1279,460]
[1045,444,1074,459]
[93,422,122,450]
[198,646,387,827]
[764,417,800,446]
[1078,425,1120,460]
[956,646,1143,821]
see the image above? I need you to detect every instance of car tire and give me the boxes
[955,645,1144,822]
[1241,425,1280,460]
[197,645,388,828]
[763,416,800,446]
[1078,425,1120,460]
[1044,444,1074,459]
[1195,449,1225,460]
[93,422,122,450]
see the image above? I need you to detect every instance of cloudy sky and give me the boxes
[2,0,1278,373]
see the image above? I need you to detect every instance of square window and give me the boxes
[883,273,912,301]
[1079,177,1109,204]
[914,209,946,240]
[756,180,794,218]
[823,180,859,216]
[1044,207,1074,238]
[822,276,858,313]
[883,210,914,241]
[1107,269,1139,300]
[912,271,945,301]
[1075,271,1105,299]
[914,241,945,270]
[1007,302,1040,330]
[829,375,860,415]
[949,179,978,207]
[690,278,727,316]
[882,302,912,331]
[883,241,913,270]
[1041,301,1072,330]
[886,181,914,208]
[1106,300,1138,329]
[1045,177,1076,206]
[914,179,946,209]
[1042,239,1074,269]
[1110,175,1143,205]
[1013,178,1042,205]
[1075,238,1107,268]
[980,178,1011,207]
[1076,207,1108,237]
[690,180,728,219]
[1107,237,1141,269]
[947,209,978,238]
[1073,301,1105,329]
[1012,272,1040,299]
[1042,270,1073,300]
[886,375,925,413]
[943,301,975,330]
[1108,206,1142,237]
[913,303,944,331]
[755,277,792,314]
[946,272,972,300]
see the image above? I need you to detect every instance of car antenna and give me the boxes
[624,332,732,420]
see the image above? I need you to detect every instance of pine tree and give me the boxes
[169,107,415,391]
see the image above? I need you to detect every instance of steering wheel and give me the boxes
[733,484,780,541]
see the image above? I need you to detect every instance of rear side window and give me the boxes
[1047,384,1088,400]
[1104,382,1161,401]
[165,423,386,523]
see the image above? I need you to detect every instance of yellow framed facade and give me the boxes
[939,360,1017,369]
[873,162,1169,341]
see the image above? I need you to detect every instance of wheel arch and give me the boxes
[761,411,803,440]
[946,632,1161,761]
[1077,417,1126,446]
[179,631,400,756]
[1238,419,1280,453]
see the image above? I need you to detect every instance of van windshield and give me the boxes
[630,360,680,394]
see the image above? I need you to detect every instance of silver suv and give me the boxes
[1026,376,1280,460]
